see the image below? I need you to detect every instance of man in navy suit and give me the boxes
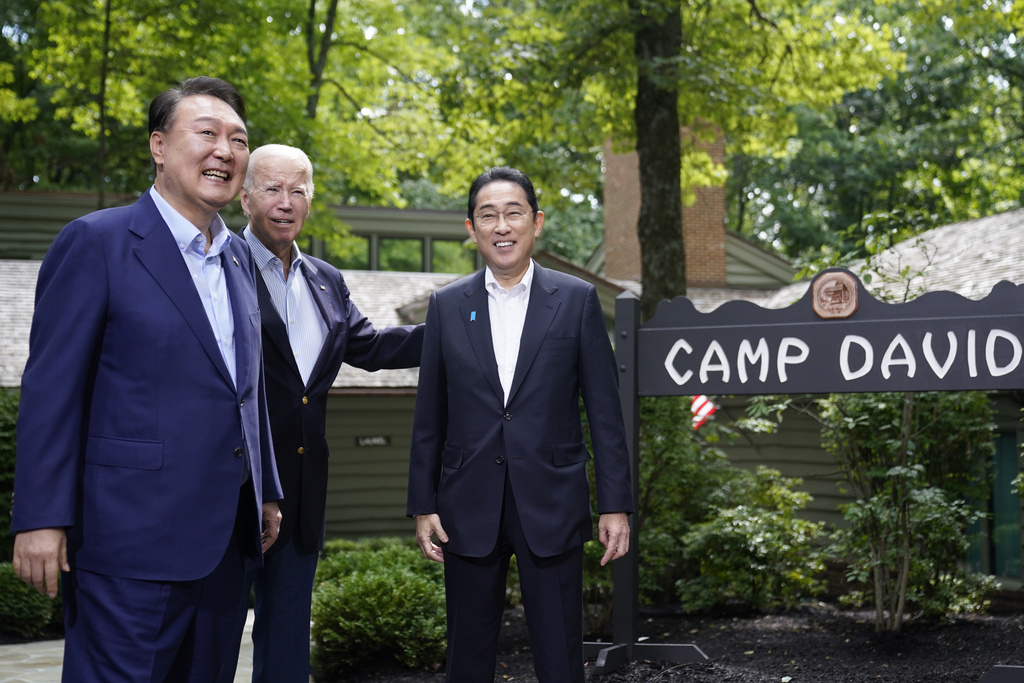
[219,144,424,683]
[11,77,282,682]
[407,166,634,682]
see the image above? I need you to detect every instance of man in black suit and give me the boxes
[407,166,634,682]
[222,144,424,683]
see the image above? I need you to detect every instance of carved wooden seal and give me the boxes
[813,271,858,319]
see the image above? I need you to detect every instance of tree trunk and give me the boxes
[305,0,340,121]
[97,0,112,209]
[628,0,684,322]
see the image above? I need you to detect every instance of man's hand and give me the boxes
[597,512,630,566]
[261,501,282,553]
[13,528,68,598]
[414,514,448,563]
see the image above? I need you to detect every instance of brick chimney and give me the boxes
[603,130,727,288]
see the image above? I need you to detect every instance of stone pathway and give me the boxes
[0,610,255,683]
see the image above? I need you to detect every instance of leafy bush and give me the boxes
[819,391,996,631]
[583,397,827,625]
[834,477,996,619]
[0,389,18,563]
[311,538,446,675]
[677,467,826,610]
[0,562,54,638]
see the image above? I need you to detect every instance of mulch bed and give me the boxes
[324,603,1024,682]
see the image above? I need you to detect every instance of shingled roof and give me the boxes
[760,208,1024,309]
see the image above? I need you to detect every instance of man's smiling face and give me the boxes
[150,94,249,230]
[466,180,544,289]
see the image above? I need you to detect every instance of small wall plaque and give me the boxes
[355,436,391,447]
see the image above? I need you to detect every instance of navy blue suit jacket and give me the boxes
[406,263,634,558]
[11,190,282,581]
[250,247,424,557]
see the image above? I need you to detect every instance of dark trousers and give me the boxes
[442,473,585,683]
[61,484,254,682]
[219,534,320,683]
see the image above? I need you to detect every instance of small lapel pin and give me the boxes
[232,255,239,266]
[320,285,326,290]
[470,311,477,322]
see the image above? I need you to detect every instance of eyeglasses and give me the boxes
[473,209,533,229]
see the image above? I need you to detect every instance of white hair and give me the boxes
[244,144,315,198]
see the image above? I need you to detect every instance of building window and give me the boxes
[432,238,475,274]
[968,433,1022,579]
[379,237,423,272]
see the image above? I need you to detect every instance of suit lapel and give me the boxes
[507,264,560,405]
[459,271,504,404]
[129,193,234,388]
[253,270,302,379]
[223,241,254,392]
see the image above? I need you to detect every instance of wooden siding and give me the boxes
[0,191,248,260]
[719,392,1024,532]
[323,393,418,539]
[725,233,795,289]
[718,397,850,527]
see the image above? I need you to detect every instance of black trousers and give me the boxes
[442,472,585,683]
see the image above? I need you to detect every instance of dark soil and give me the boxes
[324,603,1024,682]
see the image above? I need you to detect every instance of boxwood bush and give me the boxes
[310,538,446,676]
[0,562,55,639]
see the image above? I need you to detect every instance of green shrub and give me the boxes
[0,389,18,563]
[0,562,55,638]
[311,538,446,676]
[317,537,428,584]
[311,565,446,674]
[677,467,826,611]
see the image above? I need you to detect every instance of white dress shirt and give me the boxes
[485,259,535,406]
[243,226,327,386]
[151,186,237,386]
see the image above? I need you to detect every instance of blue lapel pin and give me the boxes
[470,311,477,322]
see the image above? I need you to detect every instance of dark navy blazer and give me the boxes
[12,189,282,581]
[407,263,634,558]
[249,246,424,557]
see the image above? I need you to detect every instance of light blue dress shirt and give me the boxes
[151,186,237,387]
[243,226,327,386]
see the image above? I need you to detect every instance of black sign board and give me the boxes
[593,270,1024,674]
[639,269,1024,396]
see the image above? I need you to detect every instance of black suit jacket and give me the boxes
[406,264,634,558]
[251,248,424,556]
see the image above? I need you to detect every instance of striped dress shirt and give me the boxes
[244,226,327,385]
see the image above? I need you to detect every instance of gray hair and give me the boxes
[244,144,315,198]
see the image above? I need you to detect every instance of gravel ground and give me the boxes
[321,603,1024,682]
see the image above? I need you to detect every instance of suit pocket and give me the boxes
[85,435,163,470]
[551,442,591,467]
[442,446,465,469]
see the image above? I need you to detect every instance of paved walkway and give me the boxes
[0,610,255,683]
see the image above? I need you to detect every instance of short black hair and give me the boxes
[467,166,539,221]
[148,76,247,135]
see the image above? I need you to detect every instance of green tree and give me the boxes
[820,391,995,631]
[728,0,1024,262]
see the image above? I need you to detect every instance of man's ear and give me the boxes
[149,131,164,170]
[465,218,478,244]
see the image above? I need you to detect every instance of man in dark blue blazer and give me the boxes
[407,166,634,683]
[220,144,424,683]
[10,77,283,682]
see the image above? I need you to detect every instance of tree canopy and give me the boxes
[2,0,1019,295]
[729,0,1024,265]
